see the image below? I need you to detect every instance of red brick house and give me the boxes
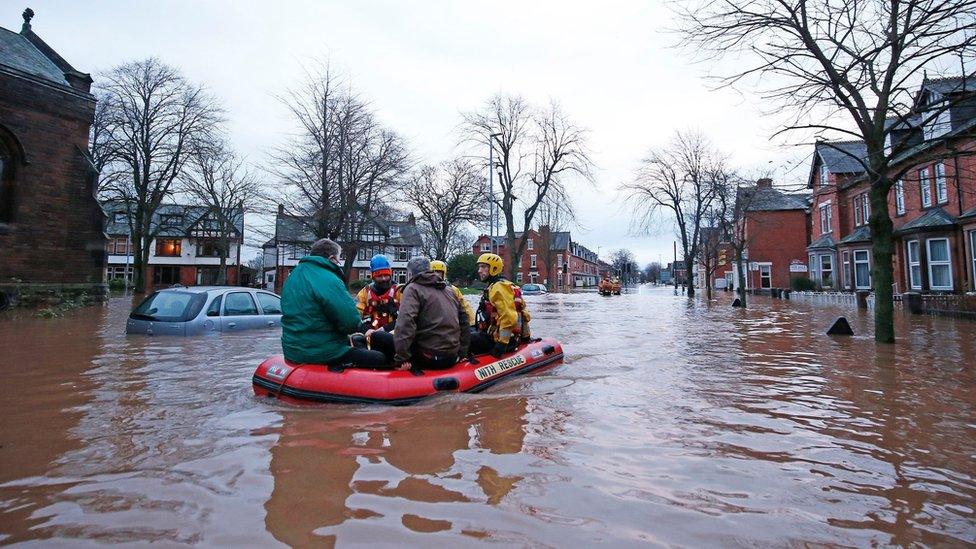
[472,227,600,288]
[0,9,106,298]
[806,76,976,295]
[734,179,811,293]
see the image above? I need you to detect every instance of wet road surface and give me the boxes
[0,286,974,546]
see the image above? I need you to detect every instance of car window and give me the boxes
[256,292,282,315]
[206,295,223,316]
[223,292,258,316]
[131,291,198,322]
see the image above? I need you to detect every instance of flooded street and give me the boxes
[0,286,974,547]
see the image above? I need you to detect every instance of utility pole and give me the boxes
[487,133,502,256]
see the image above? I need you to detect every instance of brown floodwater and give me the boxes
[0,286,973,546]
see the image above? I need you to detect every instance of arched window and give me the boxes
[0,125,24,224]
[0,145,13,223]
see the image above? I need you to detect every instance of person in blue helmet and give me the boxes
[355,254,401,333]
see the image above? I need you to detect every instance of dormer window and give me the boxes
[389,226,400,237]
[819,163,829,186]
[113,212,128,224]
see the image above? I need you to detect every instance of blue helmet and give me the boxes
[370,254,392,275]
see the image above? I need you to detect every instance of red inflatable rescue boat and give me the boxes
[253,338,564,405]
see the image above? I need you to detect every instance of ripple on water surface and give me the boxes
[0,289,974,546]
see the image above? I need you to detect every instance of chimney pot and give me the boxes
[756,178,773,188]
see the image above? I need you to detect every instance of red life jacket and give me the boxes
[363,284,398,329]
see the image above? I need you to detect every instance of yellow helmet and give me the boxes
[477,253,504,277]
[430,260,447,276]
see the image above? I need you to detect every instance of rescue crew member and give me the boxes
[280,238,388,368]
[430,259,475,327]
[469,253,531,358]
[391,257,470,370]
[356,254,399,332]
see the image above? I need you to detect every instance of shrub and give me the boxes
[349,279,369,291]
[447,253,478,286]
[791,277,818,291]
[108,278,126,291]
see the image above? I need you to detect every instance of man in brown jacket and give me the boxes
[392,257,470,370]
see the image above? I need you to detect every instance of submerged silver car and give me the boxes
[520,283,548,295]
[126,287,283,335]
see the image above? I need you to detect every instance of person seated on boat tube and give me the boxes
[355,254,400,333]
[376,257,471,371]
[469,253,532,358]
[280,238,388,368]
[430,259,475,327]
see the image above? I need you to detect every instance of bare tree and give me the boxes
[644,262,663,284]
[463,96,593,278]
[610,248,639,285]
[623,130,725,298]
[406,158,486,260]
[269,64,410,282]
[677,0,976,342]
[96,58,223,292]
[182,140,262,285]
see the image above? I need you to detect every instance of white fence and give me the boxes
[790,291,875,310]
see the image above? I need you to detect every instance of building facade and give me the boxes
[472,227,601,288]
[805,76,976,295]
[0,9,106,296]
[262,207,423,293]
[102,202,244,290]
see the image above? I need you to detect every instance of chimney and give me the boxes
[756,178,773,188]
[277,203,284,216]
[21,8,33,33]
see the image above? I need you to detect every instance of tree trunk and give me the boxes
[133,225,147,294]
[217,234,229,285]
[685,256,695,298]
[705,266,712,300]
[869,180,895,343]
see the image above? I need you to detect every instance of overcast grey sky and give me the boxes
[6,1,815,265]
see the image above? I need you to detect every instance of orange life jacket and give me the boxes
[363,284,398,329]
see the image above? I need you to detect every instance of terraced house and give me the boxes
[472,227,601,288]
[102,202,244,289]
[807,76,976,295]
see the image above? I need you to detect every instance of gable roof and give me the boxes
[0,26,69,86]
[738,185,809,212]
[816,141,869,175]
[918,76,976,98]
[102,202,244,238]
[274,212,422,247]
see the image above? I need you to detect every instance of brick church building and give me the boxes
[0,8,106,301]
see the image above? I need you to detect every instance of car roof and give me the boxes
[157,286,274,295]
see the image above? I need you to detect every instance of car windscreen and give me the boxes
[131,291,206,322]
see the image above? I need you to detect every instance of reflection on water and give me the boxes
[0,288,973,546]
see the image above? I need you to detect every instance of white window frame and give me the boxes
[820,163,829,186]
[530,254,537,268]
[907,240,921,289]
[527,238,534,250]
[935,163,947,204]
[480,242,490,252]
[389,226,400,237]
[895,180,905,214]
[970,230,976,291]
[862,194,870,223]
[854,196,863,226]
[920,168,932,207]
[853,249,871,289]
[819,203,832,234]
[842,251,851,289]
[926,238,953,290]
[819,254,834,288]
[516,271,523,283]
[758,263,772,289]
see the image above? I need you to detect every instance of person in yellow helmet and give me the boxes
[469,253,531,358]
[430,260,475,327]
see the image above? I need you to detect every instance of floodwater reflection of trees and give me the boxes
[263,397,530,546]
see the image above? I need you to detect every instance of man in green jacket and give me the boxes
[280,238,388,367]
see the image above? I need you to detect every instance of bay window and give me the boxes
[819,254,834,288]
[156,238,182,257]
[842,251,851,289]
[854,196,863,226]
[853,250,871,289]
[926,238,952,290]
[819,203,832,234]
